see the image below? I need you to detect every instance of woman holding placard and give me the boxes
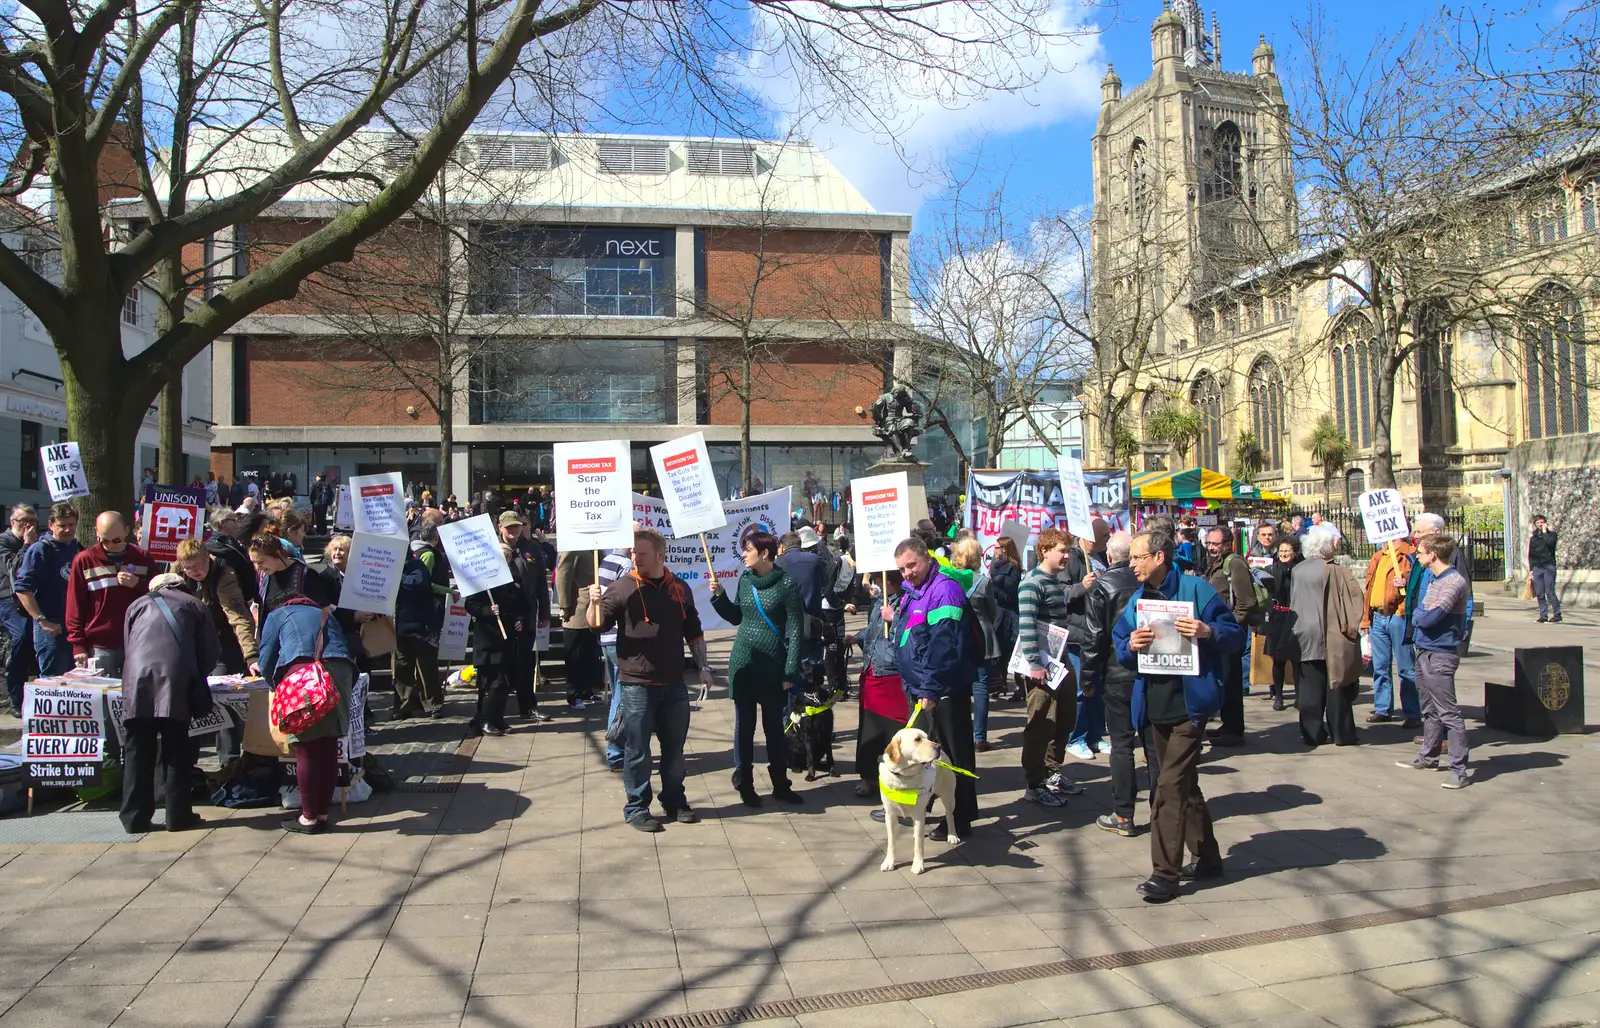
[709,530,806,808]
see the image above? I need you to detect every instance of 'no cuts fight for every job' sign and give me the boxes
[22,682,104,787]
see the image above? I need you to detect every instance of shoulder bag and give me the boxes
[749,578,788,654]
[269,609,340,735]
[152,591,215,718]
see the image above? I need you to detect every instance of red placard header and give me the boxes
[861,488,899,505]
[662,449,698,472]
[567,457,617,474]
[359,484,392,498]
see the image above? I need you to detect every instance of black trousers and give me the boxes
[731,692,790,791]
[1102,677,1157,821]
[563,626,601,701]
[475,651,516,728]
[120,717,191,831]
[1297,660,1359,746]
[512,635,537,715]
[1219,656,1245,737]
[856,707,900,788]
[924,693,978,834]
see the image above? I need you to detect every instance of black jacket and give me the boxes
[1080,560,1140,692]
[0,528,30,600]
[464,579,529,665]
[512,537,551,623]
[206,532,258,604]
[988,557,1020,614]
[1269,556,1301,607]
[1528,529,1557,568]
[776,550,825,620]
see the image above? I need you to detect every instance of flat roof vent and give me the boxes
[475,136,554,171]
[379,136,418,170]
[687,144,757,176]
[597,142,671,175]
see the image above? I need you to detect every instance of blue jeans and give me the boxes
[973,662,990,743]
[1241,629,1254,693]
[1065,652,1104,748]
[602,644,623,767]
[1532,565,1560,618]
[33,621,74,677]
[1369,612,1419,719]
[1,597,35,709]
[620,682,690,823]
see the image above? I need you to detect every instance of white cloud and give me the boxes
[734,1,1108,215]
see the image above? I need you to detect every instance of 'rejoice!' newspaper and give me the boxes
[1135,598,1198,676]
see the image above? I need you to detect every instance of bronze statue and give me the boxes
[868,382,923,461]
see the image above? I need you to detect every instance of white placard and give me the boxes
[438,514,513,596]
[333,485,353,530]
[438,600,470,661]
[851,472,912,574]
[337,532,408,614]
[630,488,792,629]
[344,673,368,760]
[535,626,551,652]
[41,442,90,501]
[349,472,407,539]
[1057,454,1095,540]
[998,519,1031,560]
[553,439,633,549]
[1359,489,1410,545]
[1135,599,1199,676]
[649,432,727,537]
[22,682,104,786]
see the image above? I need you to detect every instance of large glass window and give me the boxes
[1248,357,1285,470]
[469,227,675,317]
[1190,372,1223,469]
[473,339,676,424]
[1523,284,1589,439]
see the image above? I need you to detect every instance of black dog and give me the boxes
[787,685,840,781]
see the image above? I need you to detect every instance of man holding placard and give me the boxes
[15,503,85,676]
[1358,490,1420,727]
[555,440,634,712]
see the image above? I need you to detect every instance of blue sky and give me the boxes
[773,0,1560,222]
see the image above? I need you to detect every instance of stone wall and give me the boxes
[1506,432,1600,607]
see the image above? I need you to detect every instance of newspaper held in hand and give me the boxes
[1005,622,1072,691]
[1135,599,1199,676]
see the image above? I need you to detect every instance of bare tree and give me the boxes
[0,0,1085,516]
[690,145,897,493]
[1232,7,1585,490]
[907,182,1090,469]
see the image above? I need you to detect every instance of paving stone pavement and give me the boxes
[0,605,1595,1028]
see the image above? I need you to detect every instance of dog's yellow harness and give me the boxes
[880,707,979,803]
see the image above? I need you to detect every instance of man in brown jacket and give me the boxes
[1360,538,1418,727]
[555,547,603,710]
[1204,526,1256,746]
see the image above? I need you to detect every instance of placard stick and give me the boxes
[883,571,890,638]
[699,533,717,582]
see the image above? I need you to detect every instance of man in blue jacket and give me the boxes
[1114,528,1244,902]
[892,536,979,838]
[14,503,85,676]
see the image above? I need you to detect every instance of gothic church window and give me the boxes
[1131,140,1152,229]
[1331,314,1378,449]
[1527,189,1568,245]
[1203,122,1243,204]
[1415,308,1458,449]
[1523,283,1589,439]
[1249,357,1285,470]
[1579,177,1599,233]
[1191,372,1223,469]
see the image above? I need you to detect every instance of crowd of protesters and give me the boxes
[0,478,1499,901]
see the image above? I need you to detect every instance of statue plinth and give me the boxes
[867,457,929,524]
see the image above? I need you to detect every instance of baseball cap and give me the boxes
[497,510,525,528]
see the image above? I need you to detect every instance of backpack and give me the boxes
[1224,553,1270,619]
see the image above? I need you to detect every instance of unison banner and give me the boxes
[631,487,791,631]
[966,468,1132,552]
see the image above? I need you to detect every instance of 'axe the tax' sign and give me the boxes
[1359,489,1410,545]
[649,432,726,538]
[553,439,633,549]
[41,442,90,501]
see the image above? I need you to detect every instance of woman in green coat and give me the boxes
[709,529,806,807]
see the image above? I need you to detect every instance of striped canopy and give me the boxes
[1131,467,1288,504]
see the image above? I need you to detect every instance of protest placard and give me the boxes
[631,488,791,629]
[1359,489,1410,546]
[40,442,90,501]
[438,600,470,661]
[22,682,105,787]
[333,485,353,530]
[553,439,633,549]
[649,433,727,538]
[187,705,230,738]
[344,673,369,761]
[337,532,408,615]
[851,472,912,574]
[1057,455,1096,540]
[438,514,513,596]
[140,484,207,562]
[349,472,407,539]
[1135,599,1199,676]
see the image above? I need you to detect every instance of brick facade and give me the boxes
[242,338,436,426]
[246,218,441,317]
[702,229,884,321]
[704,344,881,426]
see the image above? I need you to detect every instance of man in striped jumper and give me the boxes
[1016,527,1079,807]
[598,545,634,771]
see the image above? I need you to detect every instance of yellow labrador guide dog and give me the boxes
[879,726,960,875]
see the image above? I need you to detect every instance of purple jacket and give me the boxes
[893,567,977,701]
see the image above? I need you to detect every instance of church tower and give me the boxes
[1090,2,1296,354]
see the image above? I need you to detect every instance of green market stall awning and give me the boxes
[1131,468,1288,504]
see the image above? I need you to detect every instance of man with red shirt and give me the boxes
[65,511,155,676]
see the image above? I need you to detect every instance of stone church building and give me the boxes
[1085,1,1598,508]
